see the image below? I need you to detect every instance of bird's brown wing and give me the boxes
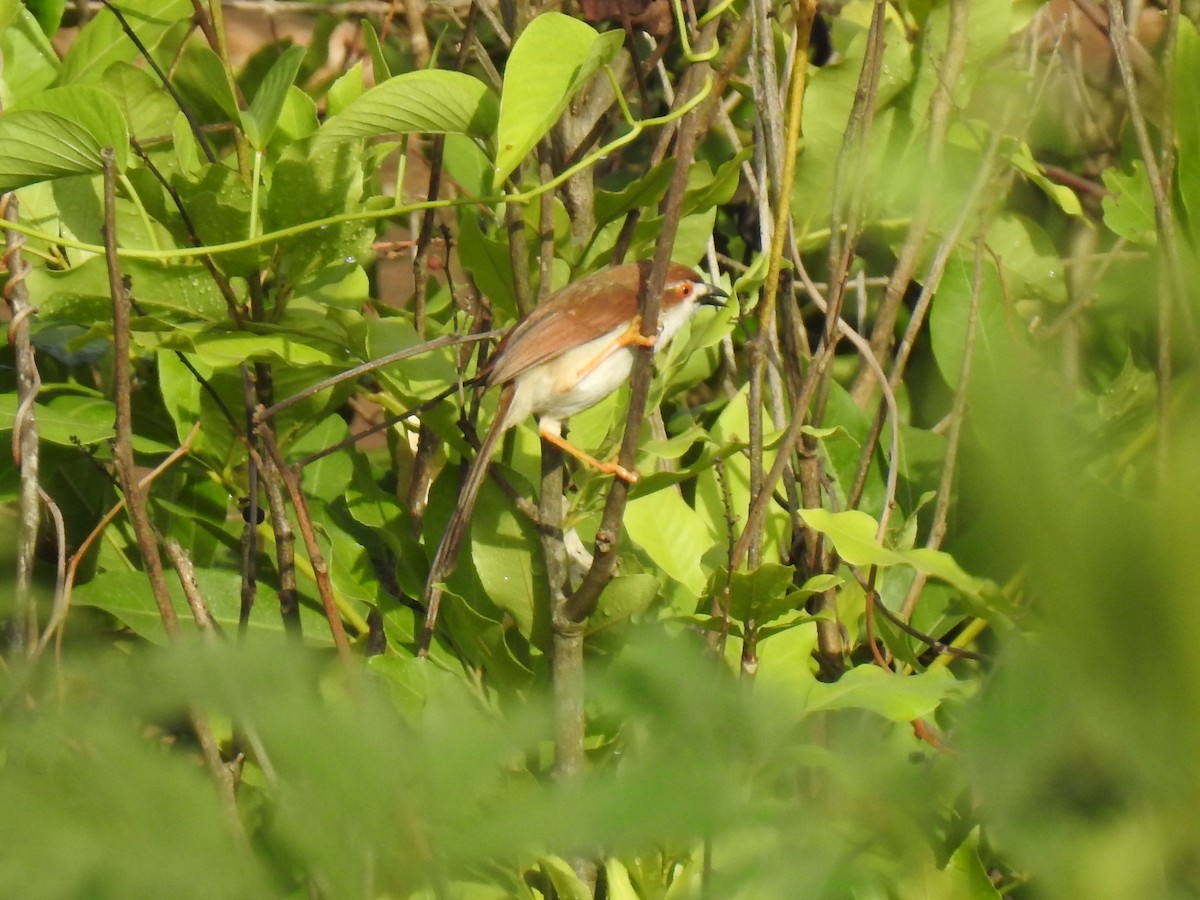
[485,263,646,386]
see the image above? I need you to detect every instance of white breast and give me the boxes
[502,298,699,430]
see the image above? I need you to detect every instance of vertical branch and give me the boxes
[564,17,722,623]
[898,229,986,623]
[541,442,594,885]
[258,426,352,660]
[1105,0,1192,475]
[239,365,260,636]
[103,149,181,639]
[2,193,42,654]
[505,200,535,316]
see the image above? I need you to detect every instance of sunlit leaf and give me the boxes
[493,13,622,183]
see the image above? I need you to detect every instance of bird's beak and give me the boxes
[697,282,728,307]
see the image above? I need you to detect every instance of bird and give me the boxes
[418,259,727,653]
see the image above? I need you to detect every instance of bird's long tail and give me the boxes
[417,384,515,657]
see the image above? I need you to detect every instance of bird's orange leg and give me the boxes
[575,315,658,381]
[538,424,639,483]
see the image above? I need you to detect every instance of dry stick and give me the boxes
[2,194,41,654]
[794,0,887,670]
[103,150,181,638]
[103,162,243,838]
[258,425,352,659]
[239,366,260,636]
[848,0,968,407]
[746,0,815,555]
[1105,0,1192,477]
[164,539,220,634]
[259,330,502,423]
[405,0,432,66]
[897,232,986,625]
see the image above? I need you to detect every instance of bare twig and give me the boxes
[899,231,986,623]
[2,193,42,654]
[258,424,353,659]
[103,150,182,638]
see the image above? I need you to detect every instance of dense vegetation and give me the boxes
[3,0,1199,896]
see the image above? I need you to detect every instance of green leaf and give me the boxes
[171,163,261,276]
[1173,18,1200,234]
[590,574,660,631]
[726,563,795,622]
[72,569,335,645]
[804,664,958,721]
[494,13,622,184]
[683,148,752,215]
[272,85,320,145]
[594,159,676,227]
[241,43,305,150]
[0,391,113,446]
[317,69,498,144]
[57,0,191,85]
[626,490,716,595]
[928,243,1014,390]
[539,856,592,900]
[361,19,391,82]
[24,0,63,36]
[101,62,178,144]
[1101,163,1157,244]
[265,142,370,288]
[1010,141,1082,216]
[325,59,365,118]
[464,479,545,643]
[800,508,906,567]
[901,548,990,598]
[1,7,60,100]
[190,332,340,370]
[0,86,129,190]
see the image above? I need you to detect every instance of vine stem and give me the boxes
[0,80,713,264]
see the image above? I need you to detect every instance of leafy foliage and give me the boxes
[2,1,1199,897]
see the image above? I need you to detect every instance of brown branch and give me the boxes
[103,149,182,639]
[163,539,220,634]
[564,18,722,624]
[258,424,352,659]
[2,193,42,654]
[239,366,260,637]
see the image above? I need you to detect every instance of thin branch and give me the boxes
[899,230,985,623]
[103,149,182,638]
[257,330,501,422]
[2,193,42,654]
[564,18,722,624]
[258,424,353,660]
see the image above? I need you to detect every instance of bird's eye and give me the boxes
[678,282,693,298]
